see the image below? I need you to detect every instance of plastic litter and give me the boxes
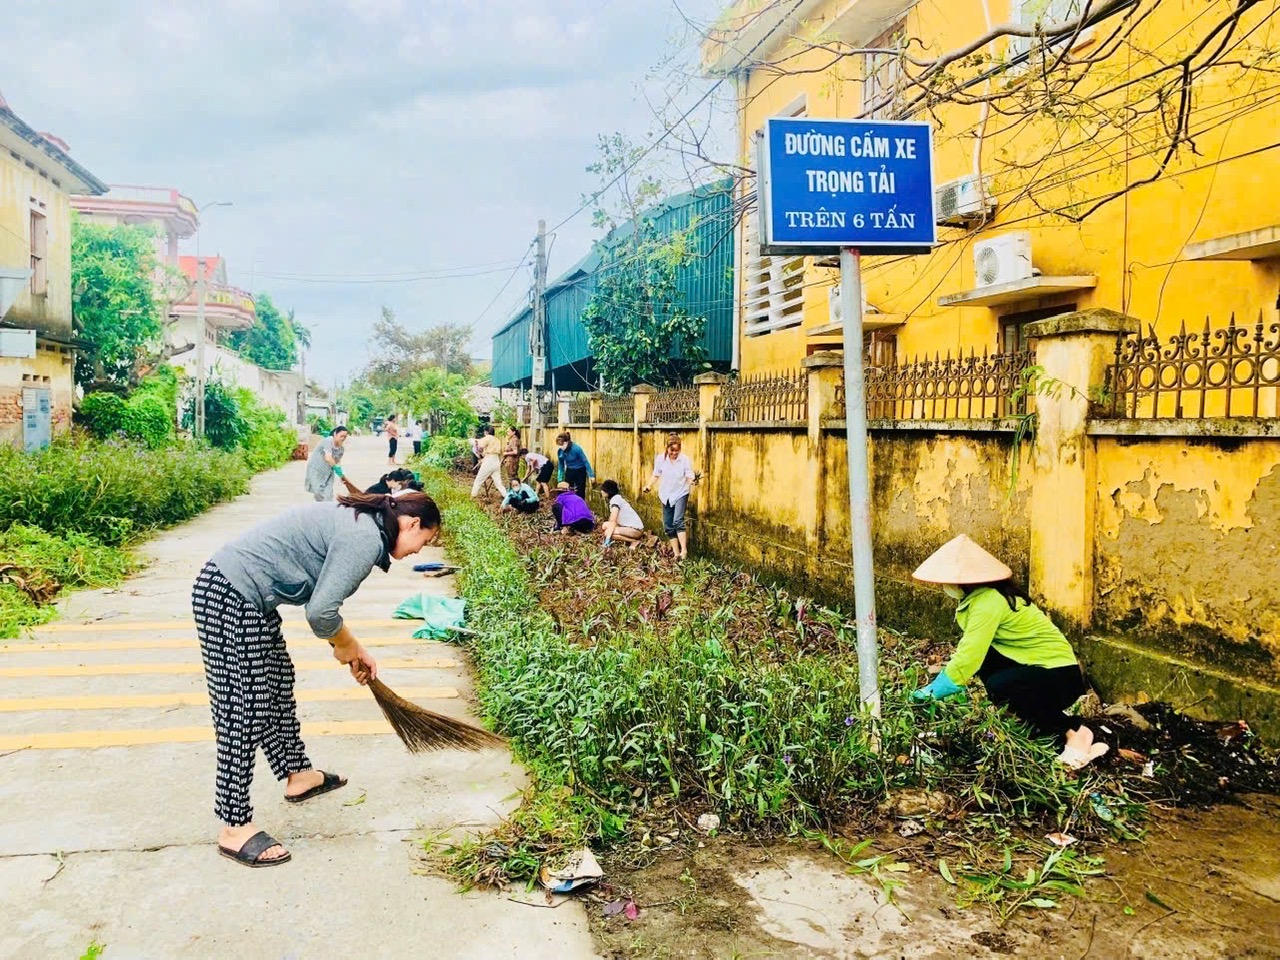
[539,848,604,895]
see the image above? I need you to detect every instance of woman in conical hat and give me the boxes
[911,535,1107,770]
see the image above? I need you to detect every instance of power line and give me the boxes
[253,262,529,284]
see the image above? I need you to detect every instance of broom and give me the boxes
[369,678,505,753]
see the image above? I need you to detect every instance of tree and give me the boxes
[579,133,709,391]
[362,306,475,386]
[70,215,163,391]
[420,322,474,376]
[230,293,298,370]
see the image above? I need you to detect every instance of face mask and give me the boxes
[943,585,966,601]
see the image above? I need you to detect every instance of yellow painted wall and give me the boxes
[1094,436,1280,682]
[731,0,1280,374]
[0,150,75,336]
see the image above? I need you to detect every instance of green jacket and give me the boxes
[943,587,1078,685]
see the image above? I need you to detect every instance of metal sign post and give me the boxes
[755,117,936,717]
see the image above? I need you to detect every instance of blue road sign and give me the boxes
[757,117,936,254]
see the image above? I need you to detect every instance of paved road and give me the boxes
[0,436,597,959]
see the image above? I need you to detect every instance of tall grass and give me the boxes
[426,474,1105,885]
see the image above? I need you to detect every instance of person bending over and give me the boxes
[551,482,595,535]
[910,534,1108,770]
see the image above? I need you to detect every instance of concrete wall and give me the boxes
[554,333,1280,737]
[1094,434,1280,683]
[168,338,302,422]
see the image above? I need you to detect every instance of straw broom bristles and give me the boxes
[369,678,505,752]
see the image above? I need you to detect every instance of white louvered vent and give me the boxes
[742,205,806,337]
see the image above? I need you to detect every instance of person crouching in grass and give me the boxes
[599,480,647,549]
[551,482,595,535]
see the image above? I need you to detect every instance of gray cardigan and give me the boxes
[211,503,389,639]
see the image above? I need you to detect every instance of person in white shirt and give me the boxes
[599,480,646,549]
[643,433,698,560]
[522,449,554,498]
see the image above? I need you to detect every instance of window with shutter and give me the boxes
[862,20,907,120]
[742,208,806,337]
[743,98,808,338]
[1010,0,1089,62]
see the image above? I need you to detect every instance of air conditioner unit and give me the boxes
[828,286,869,326]
[935,175,997,227]
[974,232,1033,287]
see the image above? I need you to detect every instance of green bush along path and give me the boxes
[0,437,595,959]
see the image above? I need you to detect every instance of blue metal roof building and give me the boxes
[490,181,735,391]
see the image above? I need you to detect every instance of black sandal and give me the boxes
[285,770,348,804]
[218,831,291,868]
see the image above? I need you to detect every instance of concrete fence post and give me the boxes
[803,351,846,568]
[692,372,729,540]
[631,384,656,493]
[1025,308,1141,630]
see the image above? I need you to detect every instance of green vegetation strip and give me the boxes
[425,473,1130,910]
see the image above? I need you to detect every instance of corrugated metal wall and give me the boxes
[490,180,734,389]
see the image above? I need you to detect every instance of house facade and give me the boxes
[704,0,1280,400]
[0,97,106,449]
[71,188,303,420]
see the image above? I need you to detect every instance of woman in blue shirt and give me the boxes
[555,431,594,497]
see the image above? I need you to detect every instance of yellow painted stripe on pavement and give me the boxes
[0,719,408,751]
[1,635,442,654]
[0,657,457,678]
[31,618,410,634]
[0,686,458,712]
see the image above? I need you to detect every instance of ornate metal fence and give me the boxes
[712,370,808,422]
[1106,314,1280,419]
[568,395,591,423]
[855,349,1034,420]
[646,385,700,423]
[597,394,636,424]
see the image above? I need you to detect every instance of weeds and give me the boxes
[421,472,1131,894]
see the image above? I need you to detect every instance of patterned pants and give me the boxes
[192,561,311,826]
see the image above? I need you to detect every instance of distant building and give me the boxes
[0,95,106,449]
[71,186,302,421]
[491,182,735,393]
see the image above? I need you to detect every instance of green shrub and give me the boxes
[420,436,473,471]
[237,388,297,472]
[308,414,334,436]
[79,393,127,437]
[121,394,174,448]
[0,435,252,546]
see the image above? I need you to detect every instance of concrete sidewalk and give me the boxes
[0,436,597,959]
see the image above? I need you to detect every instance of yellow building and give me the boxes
[0,93,106,449]
[704,0,1280,382]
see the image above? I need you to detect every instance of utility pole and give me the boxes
[529,219,548,445]
[195,259,207,437]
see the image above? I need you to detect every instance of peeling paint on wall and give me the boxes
[1095,439,1280,681]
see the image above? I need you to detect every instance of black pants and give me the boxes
[388,437,398,459]
[978,647,1086,744]
[193,562,310,826]
[413,440,422,456]
[564,466,588,497]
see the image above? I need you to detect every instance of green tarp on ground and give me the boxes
[393,593,467,640]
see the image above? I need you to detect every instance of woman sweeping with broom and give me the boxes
[192,490,442,868]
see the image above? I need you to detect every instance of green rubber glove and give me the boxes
[332,465,344,478]
[911,670,966,702]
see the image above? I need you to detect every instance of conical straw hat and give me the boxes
[912,534,1013,584]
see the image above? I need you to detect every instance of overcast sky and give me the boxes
[2,0,728,385]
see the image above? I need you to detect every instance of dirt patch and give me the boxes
[586,797,1280,959]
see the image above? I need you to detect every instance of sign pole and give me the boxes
[839,246,880,718]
